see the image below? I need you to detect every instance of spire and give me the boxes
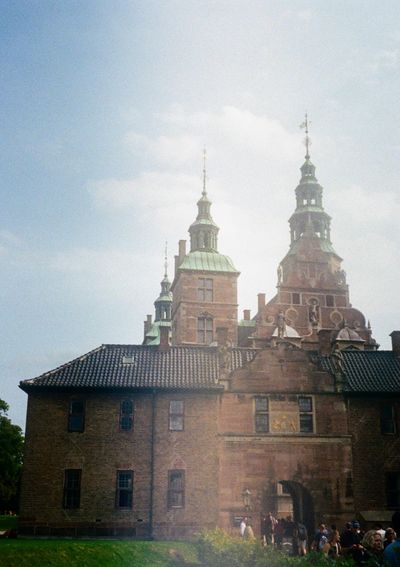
[300,112,311,160]
[287,116,336,252]
[155,244,172,322]
[188,149,219,252]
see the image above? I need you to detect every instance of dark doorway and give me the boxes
[278,480,315,536]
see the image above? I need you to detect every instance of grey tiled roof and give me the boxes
[318,350,400,393]
[19,344,257,392]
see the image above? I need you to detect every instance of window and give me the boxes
[381,404,396,435]
[198,278,213,302]
[120,400,134,431]
[116,470,133,508]
[326,295,334,307]
[169,400,184,431]
[168,470,185,508]
[68,400,85,432]
[255,396,269,433]
[298,396,314,433]
[292,293,300,305]
[386,472,400,509]
[63,469,81,509]
[197,316,213,344]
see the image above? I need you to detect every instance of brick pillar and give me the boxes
[257,293,266,313]
[144,315,152,339]
[243,309,251,321]
[390,331,400,356]
[159,326,170,352]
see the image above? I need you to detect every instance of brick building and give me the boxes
[19,142,400,539]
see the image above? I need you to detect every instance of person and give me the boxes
[361,530,384,566]
[328,524,341,558]
[384,527,397,549]
[261,512,277,546]
[296,522,308,556]
[244,522,256,541]
[275,518,285,550]
[240,516,247,538]
[311,523,329,553]
[341,520,364,563]
[384,511,400,567]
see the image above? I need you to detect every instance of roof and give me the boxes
[318,350,400,393]
[178,250,239,273]
[19,344,257,392]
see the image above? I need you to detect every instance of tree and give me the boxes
[0,399,24,511]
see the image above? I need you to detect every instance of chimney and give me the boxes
[257,293,266,313]
[144,314,152,338]
[216,327,229,346]
[178,240,186,262]
[318,329,332,355]
[243,309,251,321]
[159,325,170,352]
[390,331,400,356]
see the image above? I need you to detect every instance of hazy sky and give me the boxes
[2,1,400,427]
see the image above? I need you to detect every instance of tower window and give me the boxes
[255,396,269,433]
[298,396,314,433]
[292,293,301,305]
[198,278,213,302]
[197,316,213,344]
[326,295,334,307]
[68,400,85,432]
[63,469,81,509]
[169,400,184,431]
[168,470,185,508]
[386,472,400,509]
[381,404,396,435]
[120,400,134,431]
[116,470,133,508]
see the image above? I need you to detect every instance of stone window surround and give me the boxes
[119,399,134,431]
[63,469,81,509]
[167,469,185,509]
[169,400,184,431]
[116,470,133,509]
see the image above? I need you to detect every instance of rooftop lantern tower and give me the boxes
[188,149,219,253]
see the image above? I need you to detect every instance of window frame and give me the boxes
[386,472,400,509]
[381,404,397,435]
[255,396,269,433]
[169,400,184,431]
[68,400,85,433]
[119,399,134,432]
[167,469,185,509]
[198,278,213,302]
[197,316,213,344]
[63,469,82,509]
[298,396,314,433]
[116,470,133,509]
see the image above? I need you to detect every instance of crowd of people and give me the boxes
[239,511,400,566]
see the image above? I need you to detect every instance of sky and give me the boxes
[1,0,400,428]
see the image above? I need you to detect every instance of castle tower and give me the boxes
[248,117,376,350]
[171,151,239,346]
[143,246,173,345]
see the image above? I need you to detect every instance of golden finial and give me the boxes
[299,113,311,159]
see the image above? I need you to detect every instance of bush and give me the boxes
[197,530,357,567]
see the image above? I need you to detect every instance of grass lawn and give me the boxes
[0,539,200,567]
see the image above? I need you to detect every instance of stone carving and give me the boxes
[308,299,319,325]
[277,311,286,338]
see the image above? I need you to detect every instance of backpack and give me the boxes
[297,524,307,540]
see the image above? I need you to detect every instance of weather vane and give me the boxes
[164,241,168,278]
[202,147,207,195]
[300,113,311,159]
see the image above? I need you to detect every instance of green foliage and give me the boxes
[0,540,199,567]
[0,399,24,508]
[0,514,18,529]
[197,530,358,567]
